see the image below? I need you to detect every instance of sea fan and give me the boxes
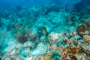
[14,26,30,44]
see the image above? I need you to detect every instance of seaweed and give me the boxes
[14,26,30,44]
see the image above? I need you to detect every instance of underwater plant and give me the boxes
[0,30,9,52]
[14,8,38,44]
[65,4,69,12]
[14,26,30,44]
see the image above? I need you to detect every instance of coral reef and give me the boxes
[1,1,90,60]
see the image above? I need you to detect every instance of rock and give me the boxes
[63,38,68,44]
[35,54,45,60]
[26,55,33,60]
[44,55,53,60]
[16,58,23,60]
[1,57,6,60]
[77,24,87,36]
[69,35,82,41]
[5,58,12,60]
[48,32,61,44]
[83,35,90,41]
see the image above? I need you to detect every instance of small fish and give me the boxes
[38,8,43,12]
[42,27,48,38]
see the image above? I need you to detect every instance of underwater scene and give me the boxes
[1,0,90,60]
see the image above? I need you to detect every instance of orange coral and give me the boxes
[63,48,68,52]
[67,46,79,55]
[69,47,79,55]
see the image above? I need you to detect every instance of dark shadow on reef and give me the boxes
[74,0,90,12]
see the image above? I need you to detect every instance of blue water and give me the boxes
[0,0,90,60]
[0,0,81,9]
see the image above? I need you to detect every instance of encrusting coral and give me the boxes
[44,55,53,60]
